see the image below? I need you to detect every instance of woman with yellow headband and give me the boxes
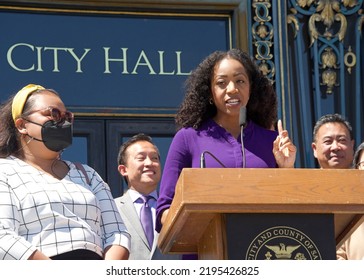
[0,84,130,260]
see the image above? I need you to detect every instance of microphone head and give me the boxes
[200,151,206,168]
[239,106,247,128]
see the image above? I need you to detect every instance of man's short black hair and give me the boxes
[312,113,353,143]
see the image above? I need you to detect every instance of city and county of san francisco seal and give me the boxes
[245,226,322,260]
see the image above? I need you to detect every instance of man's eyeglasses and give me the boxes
[24,107,74,124]
[356,161,364,169]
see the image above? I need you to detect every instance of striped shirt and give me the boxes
[0,156,130,260]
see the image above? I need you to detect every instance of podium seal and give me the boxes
[245,226,322,260]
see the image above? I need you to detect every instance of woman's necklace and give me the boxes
[25,158,68,180]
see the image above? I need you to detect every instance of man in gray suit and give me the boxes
[114,133,180,260]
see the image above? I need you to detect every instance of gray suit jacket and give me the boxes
[115,190,181,260]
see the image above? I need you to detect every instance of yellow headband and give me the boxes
[11,84,45,121]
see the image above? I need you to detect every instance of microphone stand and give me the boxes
[200,151,226,168]
[240,126,246,168]
[239,106,246,168]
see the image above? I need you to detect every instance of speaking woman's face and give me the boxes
[210,58,250,125]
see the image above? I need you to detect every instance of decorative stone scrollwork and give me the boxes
[252,0,275,82]
[320,47,339,94]
[320,69,339,94]
[287,0,362,95]
[321,47,338,69]
[344,46,356,74]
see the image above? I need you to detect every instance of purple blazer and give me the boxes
[156,119,278,231]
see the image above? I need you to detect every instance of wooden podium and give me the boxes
[158,168,364,260]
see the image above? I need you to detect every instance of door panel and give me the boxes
[63,117,176,198]
[62,119,106,183]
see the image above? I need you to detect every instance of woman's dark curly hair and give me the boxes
[175,48,277,130]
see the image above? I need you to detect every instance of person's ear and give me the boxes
[14,118,27,135]
[118,164,128,177]
[311,142,318,159]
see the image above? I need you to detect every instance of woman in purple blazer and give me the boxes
[156,49,296,232]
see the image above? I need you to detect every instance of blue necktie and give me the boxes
[140,195,154,248]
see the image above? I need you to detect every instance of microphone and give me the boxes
[239,106,247,128]
[200,151,226,168]
[239,106,247,168]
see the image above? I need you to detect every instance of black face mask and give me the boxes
[25,119,73,152]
